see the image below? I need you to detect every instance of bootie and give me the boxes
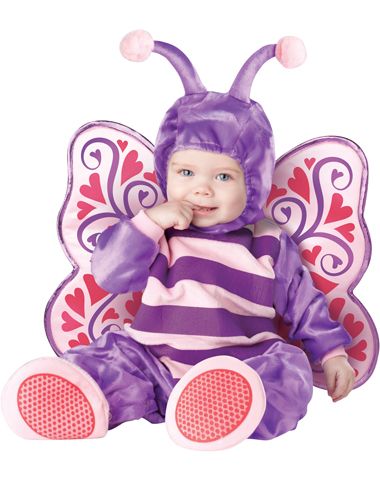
[165,355,266,450]
[2,357,109,440]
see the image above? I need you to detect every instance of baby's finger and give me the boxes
[332,395,344,403]
[180,204,196,220]
[326,372,336,397]
[179,207,195,226]
[344,376,355,397]
[181,204,195,218]
[331,383,345,400]
[332,376,351,400]
[333,381,353,402]
[180,200,197,211]
[173,213,191,230]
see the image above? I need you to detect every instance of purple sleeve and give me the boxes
[90,214,161,294]
[273,231,352,363]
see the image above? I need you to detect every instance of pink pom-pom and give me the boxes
[275,36,306,68]
[120,30,154,62]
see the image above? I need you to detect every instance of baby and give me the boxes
[1,146,355,449]
[149,148,355,406]
[2,32,356,450]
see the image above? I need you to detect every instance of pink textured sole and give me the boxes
[166,356,266,450]
[17,373,96,439]
[2,357,109,440]
[176,368,252,442]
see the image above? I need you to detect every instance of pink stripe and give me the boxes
[126,326,283,349]
[158,356,192,379]
[142,276,275,317]
[158,235,170,258]
[131,210,165,243]
[163,237,275,278]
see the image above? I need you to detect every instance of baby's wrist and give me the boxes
[131,209,165,242]
[321,346,348,367]
[145,207,167,230]
[322,355,348,368]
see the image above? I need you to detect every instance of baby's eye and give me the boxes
[216,173,231,182]
[179,169,193,177]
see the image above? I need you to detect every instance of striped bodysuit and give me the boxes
[63,208,352,438]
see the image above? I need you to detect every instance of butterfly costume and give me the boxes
[2,30,378,451]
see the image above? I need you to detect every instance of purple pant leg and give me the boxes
[62,330,176,429]
[245,341,314,440]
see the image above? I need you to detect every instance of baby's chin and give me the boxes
[191,219,217,227]
[191,216,217,228]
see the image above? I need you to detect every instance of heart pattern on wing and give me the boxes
[302,246,322,265]
[264,138,376,390]
[121,149,143,184]
[45,122,164,357]
[288,167,310,203]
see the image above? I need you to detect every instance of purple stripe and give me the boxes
[166,226,253,249]
[250,235,280,260]
[147,338,284,365]
[150,254,274,306]
[131,304,276,337]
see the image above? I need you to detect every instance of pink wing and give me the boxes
[264,136,378,389]
[45,121,165,355]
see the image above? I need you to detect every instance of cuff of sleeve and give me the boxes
[131,209,165,243]
[321,346,348,367]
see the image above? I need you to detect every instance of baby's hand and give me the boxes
[322,356,355,402]
[145,200,195,230]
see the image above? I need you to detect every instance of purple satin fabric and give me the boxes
[246,340,313,440]
[274,231,352,363]
[153,41,207,95]
[63,330,313,439]
[91,216,158,293]
[63,331,175,428]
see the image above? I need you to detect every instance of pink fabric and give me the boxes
[164,237,275,277]
[142,276,275,318]
[131,210,165,243]
[119,30,154,62]
[321,346,348,367]
[275,36,306,68]
[126,326,283,350]
[131,210,276,278]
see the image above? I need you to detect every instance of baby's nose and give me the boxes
[194,184,213,196]
[195,190,211,196]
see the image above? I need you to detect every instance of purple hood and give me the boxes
[120,32,306,233]
[154,91,274,233]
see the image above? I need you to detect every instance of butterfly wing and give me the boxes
[264,136,378,388]
[45,121,165,355]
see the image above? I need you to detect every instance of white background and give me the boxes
[0,0,379,478]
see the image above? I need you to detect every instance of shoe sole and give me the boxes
[2,357,109,439]
[166,355,266,450]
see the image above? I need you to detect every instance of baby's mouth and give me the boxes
[193,203,217,208]
[193,205,218,215]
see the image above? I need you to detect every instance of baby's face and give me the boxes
[166,149,247,228]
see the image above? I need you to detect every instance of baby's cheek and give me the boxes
[166,182,182,202]
[228,193,246,216]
